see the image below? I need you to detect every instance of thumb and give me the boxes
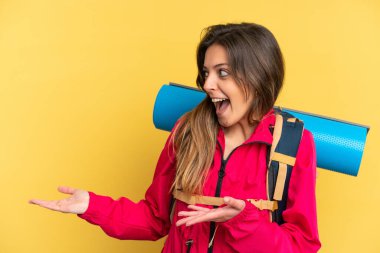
[57,186,76,195]
[224,196,245,210]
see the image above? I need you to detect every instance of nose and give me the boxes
[203,74,218,93]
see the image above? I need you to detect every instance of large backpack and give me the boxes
[171,109,304,225]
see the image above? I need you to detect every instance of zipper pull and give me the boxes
[185,239,193,253]
[218,160,226,179]
[208,225,219,248]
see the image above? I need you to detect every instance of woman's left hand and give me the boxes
[176,196,246,226]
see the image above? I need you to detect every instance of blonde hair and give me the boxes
[171,99,218,194]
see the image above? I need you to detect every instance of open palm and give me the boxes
[29,186,89,214]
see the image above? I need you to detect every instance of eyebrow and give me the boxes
[203,63,229,70]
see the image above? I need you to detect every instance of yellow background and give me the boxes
[1,0,379,252]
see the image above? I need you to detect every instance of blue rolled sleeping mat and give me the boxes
[153,83,370,176]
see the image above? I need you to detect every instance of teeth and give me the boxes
[211,98,227,103]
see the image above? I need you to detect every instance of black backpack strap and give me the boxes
[267,109,304,224]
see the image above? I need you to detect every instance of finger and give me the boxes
[29,199,66,212]
[178,210,202,217]
[176,215,200,227]
[57,186,76,195]
[224,197,245,210]
[187,205,210,212]
[29,199,52,206]
[29,199,41,205]
[185,211,220,226]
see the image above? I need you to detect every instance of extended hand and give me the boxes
[176,196,245,226]
[29,186,89,214]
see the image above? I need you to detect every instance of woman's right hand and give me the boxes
[29,186,90,214]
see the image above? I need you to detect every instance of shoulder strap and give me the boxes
[267,108,304,224]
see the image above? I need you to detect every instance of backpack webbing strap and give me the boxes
[173,190,278,211]
[271,152,296,166]
[273,162,288,201]
[268,114,286,202]
[269,114,283,163]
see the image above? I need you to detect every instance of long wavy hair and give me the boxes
[171,23,285,194]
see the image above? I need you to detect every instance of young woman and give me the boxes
[30,23,321,252]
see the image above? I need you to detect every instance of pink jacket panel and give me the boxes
[79,111,321,252]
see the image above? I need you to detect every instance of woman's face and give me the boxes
[202,43,254,129]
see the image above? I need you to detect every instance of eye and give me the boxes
[219,69,229,77]
[203,70,209,78]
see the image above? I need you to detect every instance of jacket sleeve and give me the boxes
[77,133,176,241]
[220,130,321,253]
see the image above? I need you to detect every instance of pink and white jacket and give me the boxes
[79,110,321,252]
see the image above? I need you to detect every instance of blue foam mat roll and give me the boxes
[153,83,369,176]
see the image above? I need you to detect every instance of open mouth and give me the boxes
[211,98,230,115]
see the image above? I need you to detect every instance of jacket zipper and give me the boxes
[185,239,193,253]
[207,140,271,253]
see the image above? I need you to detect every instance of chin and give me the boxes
[218,118,231,128]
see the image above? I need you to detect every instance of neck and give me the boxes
[223,121,256,146]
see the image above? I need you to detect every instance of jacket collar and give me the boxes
[217,109,275,148]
